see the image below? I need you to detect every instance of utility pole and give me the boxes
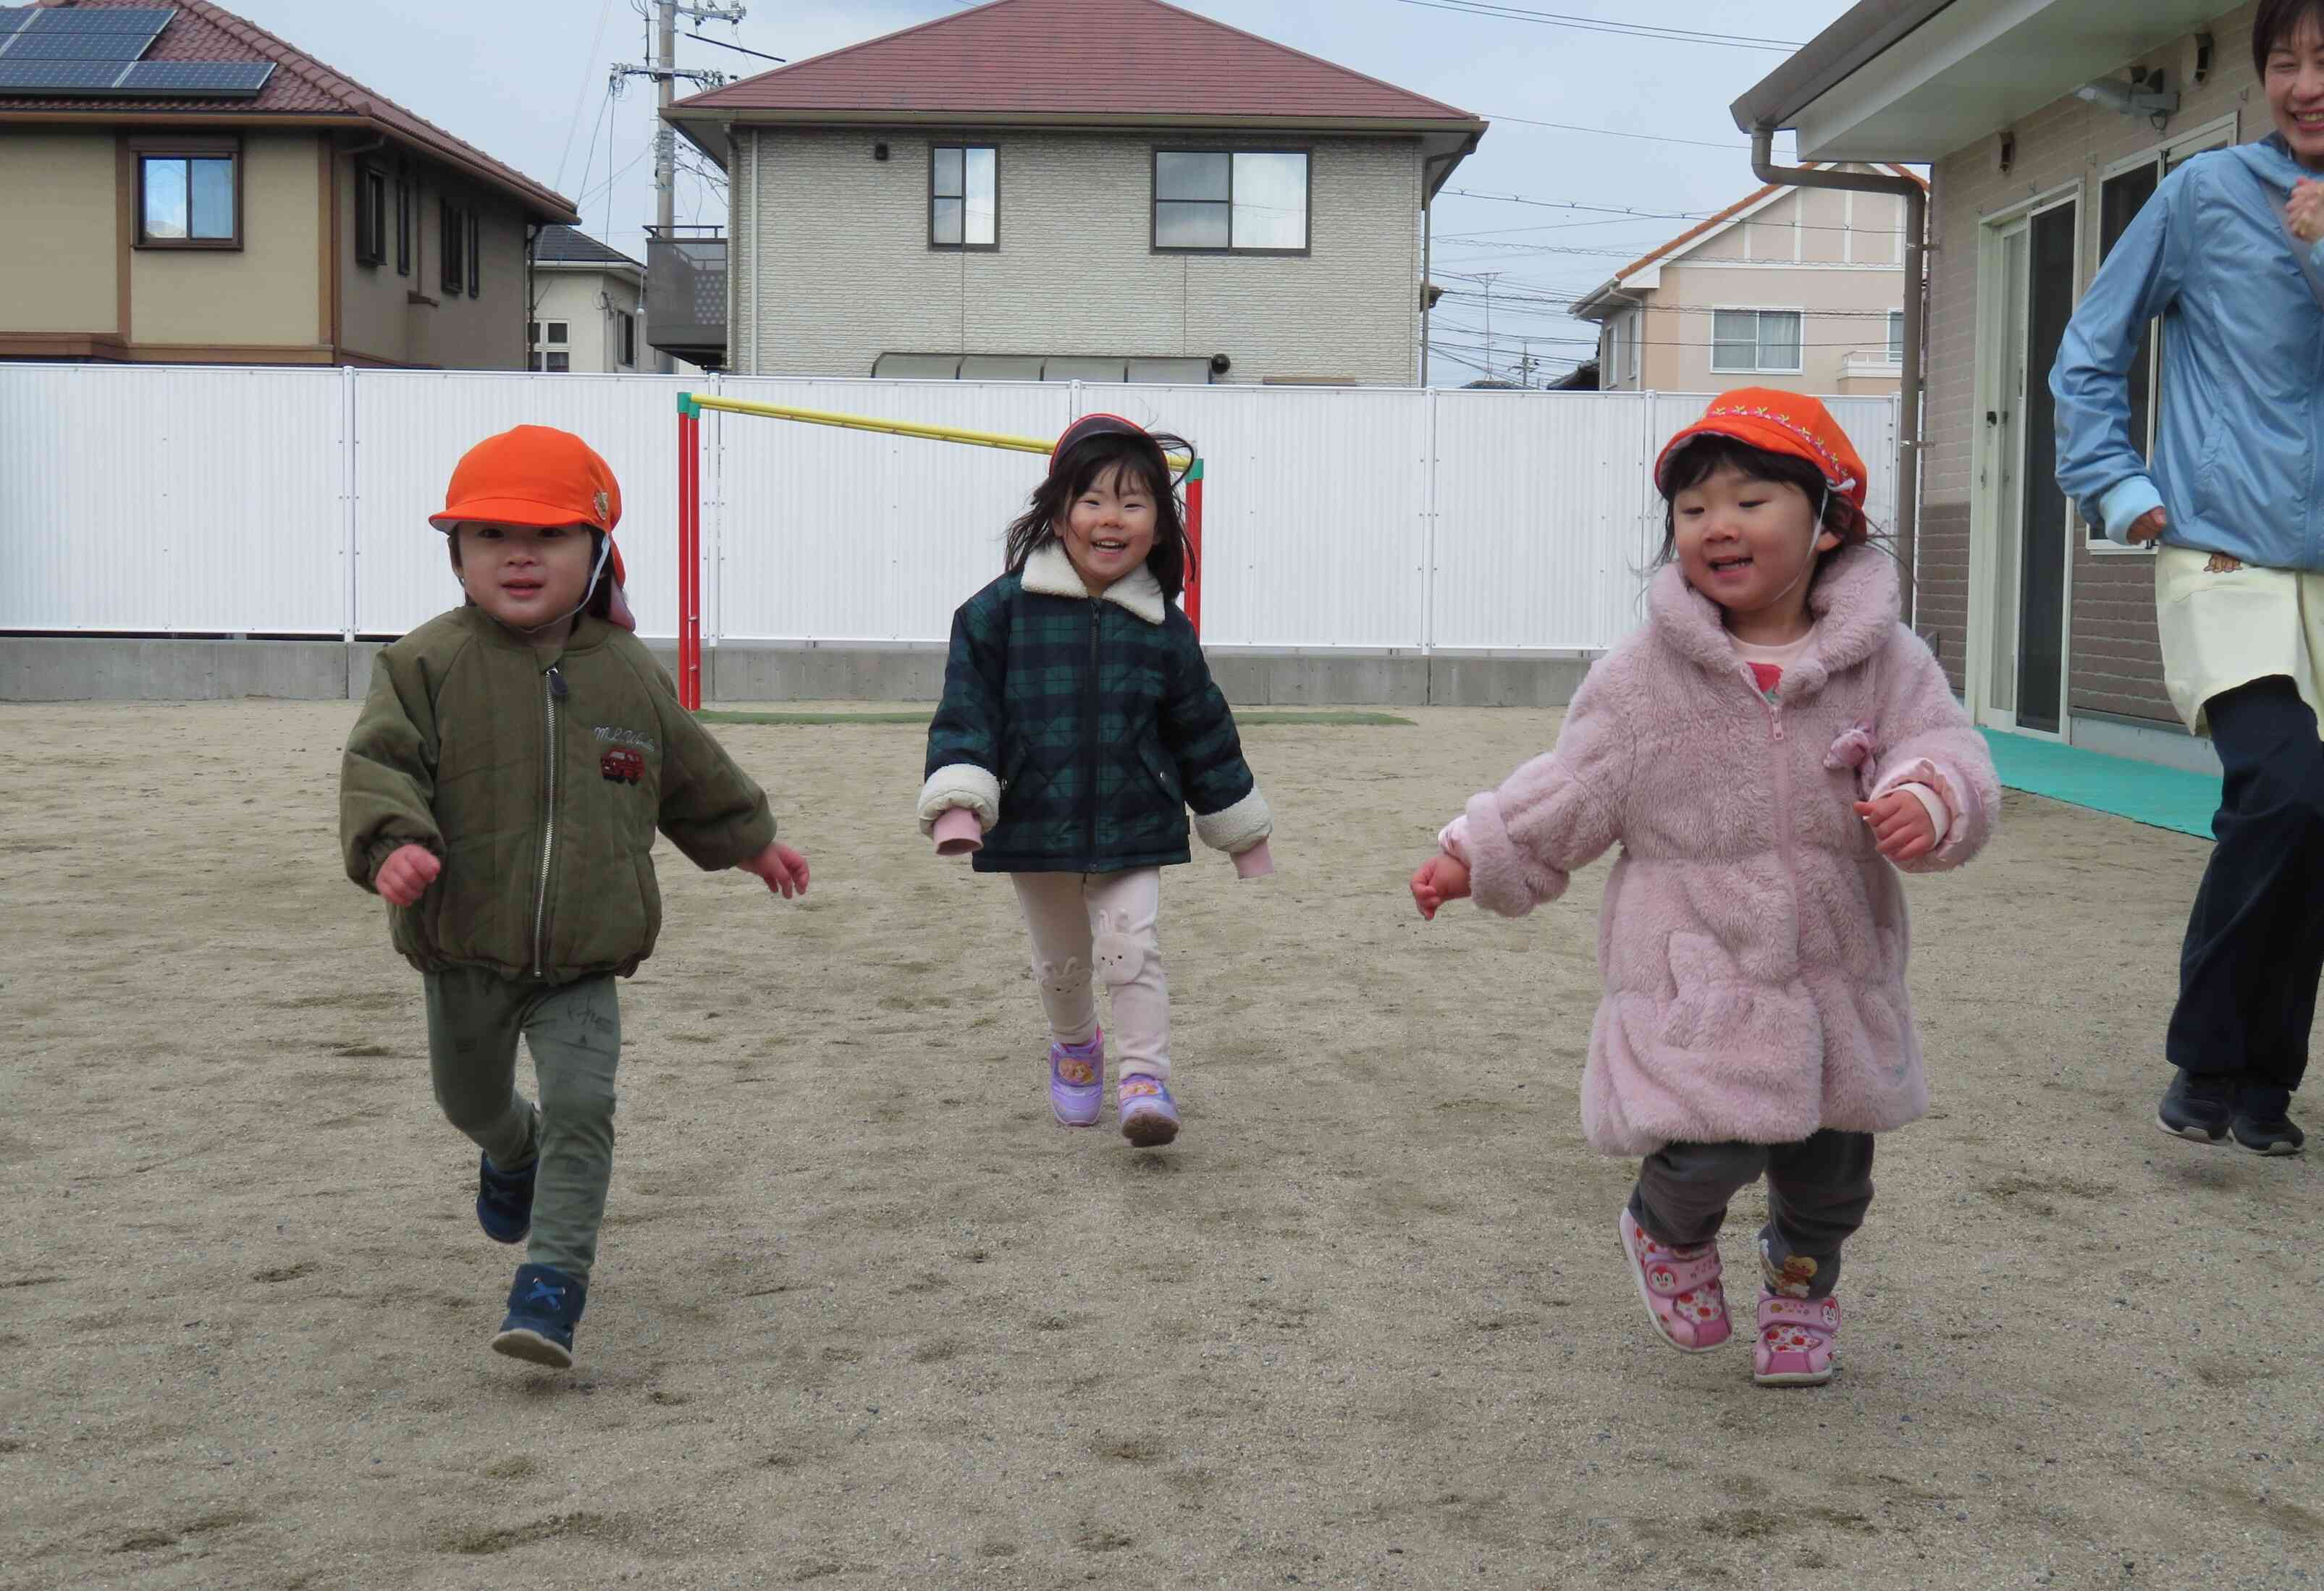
[614,0,744,371]
[1476,271,1502,382]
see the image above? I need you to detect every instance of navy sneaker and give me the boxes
[476,1150,536,1244]
[491,1263,586,1368]
[2231,1086,2306,1157]
[2157,1068,2236,1145]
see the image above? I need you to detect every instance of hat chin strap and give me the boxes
[1756,485,1832,617]
[510,533,612,639]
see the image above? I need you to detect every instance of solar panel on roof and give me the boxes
[4,30,156,59]
[25,7,174,30]
[0,58,125,88]
[0,10,35,35]
[117,59,269,94]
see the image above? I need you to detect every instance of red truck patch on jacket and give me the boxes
[600,747,645,785]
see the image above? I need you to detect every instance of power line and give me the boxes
[1475,109,1772,151]
[1391,0,1801,51]
[686,31,785,62]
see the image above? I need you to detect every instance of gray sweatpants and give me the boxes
[1628,1130,1874,1299]
[424,968,621,1286]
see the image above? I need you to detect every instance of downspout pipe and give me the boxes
[1748,127,1927,628]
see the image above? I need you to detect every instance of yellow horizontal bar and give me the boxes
[686,393,1191,468]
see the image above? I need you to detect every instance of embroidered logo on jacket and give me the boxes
[594,726,658,753]
[600,748,645,785]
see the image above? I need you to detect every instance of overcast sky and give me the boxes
[223,0,1863,381]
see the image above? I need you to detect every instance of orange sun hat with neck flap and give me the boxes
[429,424,636,630]
[1653,387,1868,512]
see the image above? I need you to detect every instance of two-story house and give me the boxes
[0,0,576,369]
[1735,0,2272,772]
[1574,165,1924,397]
[529,226,644,374]
[662,0,1486,385]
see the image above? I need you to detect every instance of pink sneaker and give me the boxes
[1617,1207,1731,1352]
[1048,1029,1103,1127]
[1753,1291,1840,1386]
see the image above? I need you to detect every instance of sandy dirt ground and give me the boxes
[1,699,2317,1591]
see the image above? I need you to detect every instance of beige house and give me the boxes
[0,0,575,370]
[1735,0,2269,772]
[529,227,644,374]
[664,0,1486,384]
[1574,166,1923,397]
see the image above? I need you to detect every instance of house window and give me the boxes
[617,309,636,368]
[1711,308,1803,374]
[466,209,481,297]
[1153,151,1308,253]
[1887,310,1906,364]
[532,320,570,373]
[355,166,387,267]
[930,145,998,248]
[441,200,464,295]
[394,169,412,275]
[135,145,240,249]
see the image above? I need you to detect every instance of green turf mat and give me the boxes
[1979,728,2218,839]
[698,709,1415,728]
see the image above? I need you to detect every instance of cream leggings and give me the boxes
[1010,869,1171,1080]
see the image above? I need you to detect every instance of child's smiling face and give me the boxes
[1671,463,1840,638]
[1055,463,1157,593]
[452,521,597,634]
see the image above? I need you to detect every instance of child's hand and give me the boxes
[2291,178,2324,244]
[740,842,811,900]
[1853,791,1937,864]
[374,843,441,906]
[1410,853,1472,920]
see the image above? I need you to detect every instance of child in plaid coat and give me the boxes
[919,415,1273,1147]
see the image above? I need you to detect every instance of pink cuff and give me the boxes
[1872,759,1976,869]
[1895,782,1951,845]
[932,806,984,857]
[1437,816,1473,863]
[1233,838,1276,878]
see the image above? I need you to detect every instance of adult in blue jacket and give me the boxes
[2051,0,2324,1157]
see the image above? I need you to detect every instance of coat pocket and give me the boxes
[1602,932,1824,1144]
[1136,740,1183,806]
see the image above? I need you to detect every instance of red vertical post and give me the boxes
[1184,455,1204,638]
[676,400,702,710]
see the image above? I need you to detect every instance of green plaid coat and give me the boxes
[924,554,1260,874]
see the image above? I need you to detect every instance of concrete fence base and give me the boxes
[1,637,1594,710]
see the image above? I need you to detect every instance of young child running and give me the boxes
[1410,390,1997,1386]
[340,424,809,1370]
[919,414,1273,1147]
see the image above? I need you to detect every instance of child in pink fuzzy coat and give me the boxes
[1410,389,1998,1387]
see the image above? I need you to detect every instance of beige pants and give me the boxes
[1011,869,1171,1080]
[2156,547,2324,735]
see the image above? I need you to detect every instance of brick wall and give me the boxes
[1923,1,2257,725]
[730,128,1423,384]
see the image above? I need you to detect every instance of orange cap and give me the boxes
[431,425,633,630]
[1654,388,1867,511]
[431,424,623,535]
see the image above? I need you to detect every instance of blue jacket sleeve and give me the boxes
[2050,168,2191,544]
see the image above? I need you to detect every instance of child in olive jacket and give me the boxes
[341,425,808,1370]
[919,415,1272,1148]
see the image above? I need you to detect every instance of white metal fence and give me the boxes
[0,365,1898,654]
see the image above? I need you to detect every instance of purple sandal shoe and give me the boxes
[1753,1291,1840,1386]
[1117,1074,1180,1147]
[1048,1029,1103,1127]
[1618,1207,1731,1352]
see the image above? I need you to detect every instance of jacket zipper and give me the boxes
[533,664,565,976]
[1752,667,1802,961]
[1084,599,1102,861]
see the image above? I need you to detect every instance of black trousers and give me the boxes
[2165,678,2324,1092]
[1628,1130,1874,1300]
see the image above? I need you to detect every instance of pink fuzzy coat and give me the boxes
[1451,544,1998,1156]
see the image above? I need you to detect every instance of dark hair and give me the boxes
[1003,429,1195,600]
[1653,434,1869,569]
[2254,0,2324,77]
[447,526,617,620]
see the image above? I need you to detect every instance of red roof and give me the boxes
[674,0,1481,124]
[0,0,576,220]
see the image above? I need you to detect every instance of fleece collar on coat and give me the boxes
[1022,540,1168,625]
[1647,541,1900,701]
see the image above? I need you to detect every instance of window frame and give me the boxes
[355,164,387,268]
[440,198,464,296]
[466,208,481,297]
[618,308,636,368]
[393,166,412,276]
[928,143,1001,251]
[1150,146,1312,257]
[1709,305,1805,375]
[131,136,242,251]
[1886,309,1906,365]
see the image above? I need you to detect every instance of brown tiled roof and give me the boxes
[674,0,1481,124]
[0,0,576,220]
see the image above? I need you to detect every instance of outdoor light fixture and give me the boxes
[2074,67,2179,127]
